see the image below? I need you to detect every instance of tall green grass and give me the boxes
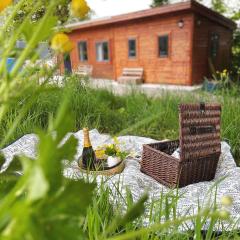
[79,178,240,240]
[1,77,240,164]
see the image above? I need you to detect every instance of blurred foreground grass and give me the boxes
[1,77,240,239]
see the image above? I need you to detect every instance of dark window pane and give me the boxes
[210,33,219,59]
[128,39,136,58]
[64,54,72,73]
[103,42,109,60]
[159,35,168,57]
[78,41,88,61]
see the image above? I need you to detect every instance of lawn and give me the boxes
[2,77,240,165]
[1,78,240,239]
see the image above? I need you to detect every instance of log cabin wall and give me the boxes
[69,26,116,79]
[113,13,194,85]
[68,12,194,85]
[192,13,233,84]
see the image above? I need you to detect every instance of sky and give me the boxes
[87,0,152,18]
[86,0,240,19]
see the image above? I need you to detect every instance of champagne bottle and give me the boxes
[81,128,96,169]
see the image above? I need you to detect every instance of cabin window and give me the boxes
[78,41,88,61]
[96,41,109,62]
[210,33,219,59]
[128,39,136,58]
[158,35,169,57]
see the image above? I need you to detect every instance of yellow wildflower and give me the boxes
[221,196,233,207]
[221,72,226,78]
[113,136,120,145]
[71,0,90,18]
[51,33,73,53]
[110,144,114,148]
[0,0,12,12]
[95,149,105,159]
[223,69,227,73]
[218,210,230,220]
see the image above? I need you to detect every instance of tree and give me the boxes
[211,0,226,14]
[13,0,71,24]
[150,0,169,8]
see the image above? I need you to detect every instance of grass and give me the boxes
[1,77,240,164]
[1,77,240,239]
[79,177,240,239]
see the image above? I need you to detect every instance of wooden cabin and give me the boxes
[63,0,236,86]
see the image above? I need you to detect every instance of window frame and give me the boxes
[128,38,137,59]
[95,41,110,62]
[78,40,88,62]
[158,34,169,58]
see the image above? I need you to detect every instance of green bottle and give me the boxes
[80,128,96,170]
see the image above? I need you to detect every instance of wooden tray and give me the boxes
[78,160,125,176]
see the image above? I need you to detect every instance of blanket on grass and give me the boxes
[1,129,240,230]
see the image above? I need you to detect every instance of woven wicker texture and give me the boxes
[141,103,221,188]
[179,103,221,162]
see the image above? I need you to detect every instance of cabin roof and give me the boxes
[65,0,236,31]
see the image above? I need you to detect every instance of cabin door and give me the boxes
[63,54,72,74]
[208,32,219,74]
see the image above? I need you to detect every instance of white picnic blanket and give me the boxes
[1,129,240,230]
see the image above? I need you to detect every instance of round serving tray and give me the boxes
[78,160,125,176]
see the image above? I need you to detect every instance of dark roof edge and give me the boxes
[65,1,192,31]
[66,0,236,31]
[190,0,236,30]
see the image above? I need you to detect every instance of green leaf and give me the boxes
[55,112,75,144]
[27,165,49,202]
[49,180,96,216]
[0,176,18,199]
[58,135,78,162]
[232,11,240,21]
[42,218,86,240]
[120,194,148,225]
[22,16,57,43]
[37,16,57,42]
[37,132,62,193]
[22,21,35,42]
[49,92,75,143]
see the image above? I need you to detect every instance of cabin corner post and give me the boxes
[188,13,195,86]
